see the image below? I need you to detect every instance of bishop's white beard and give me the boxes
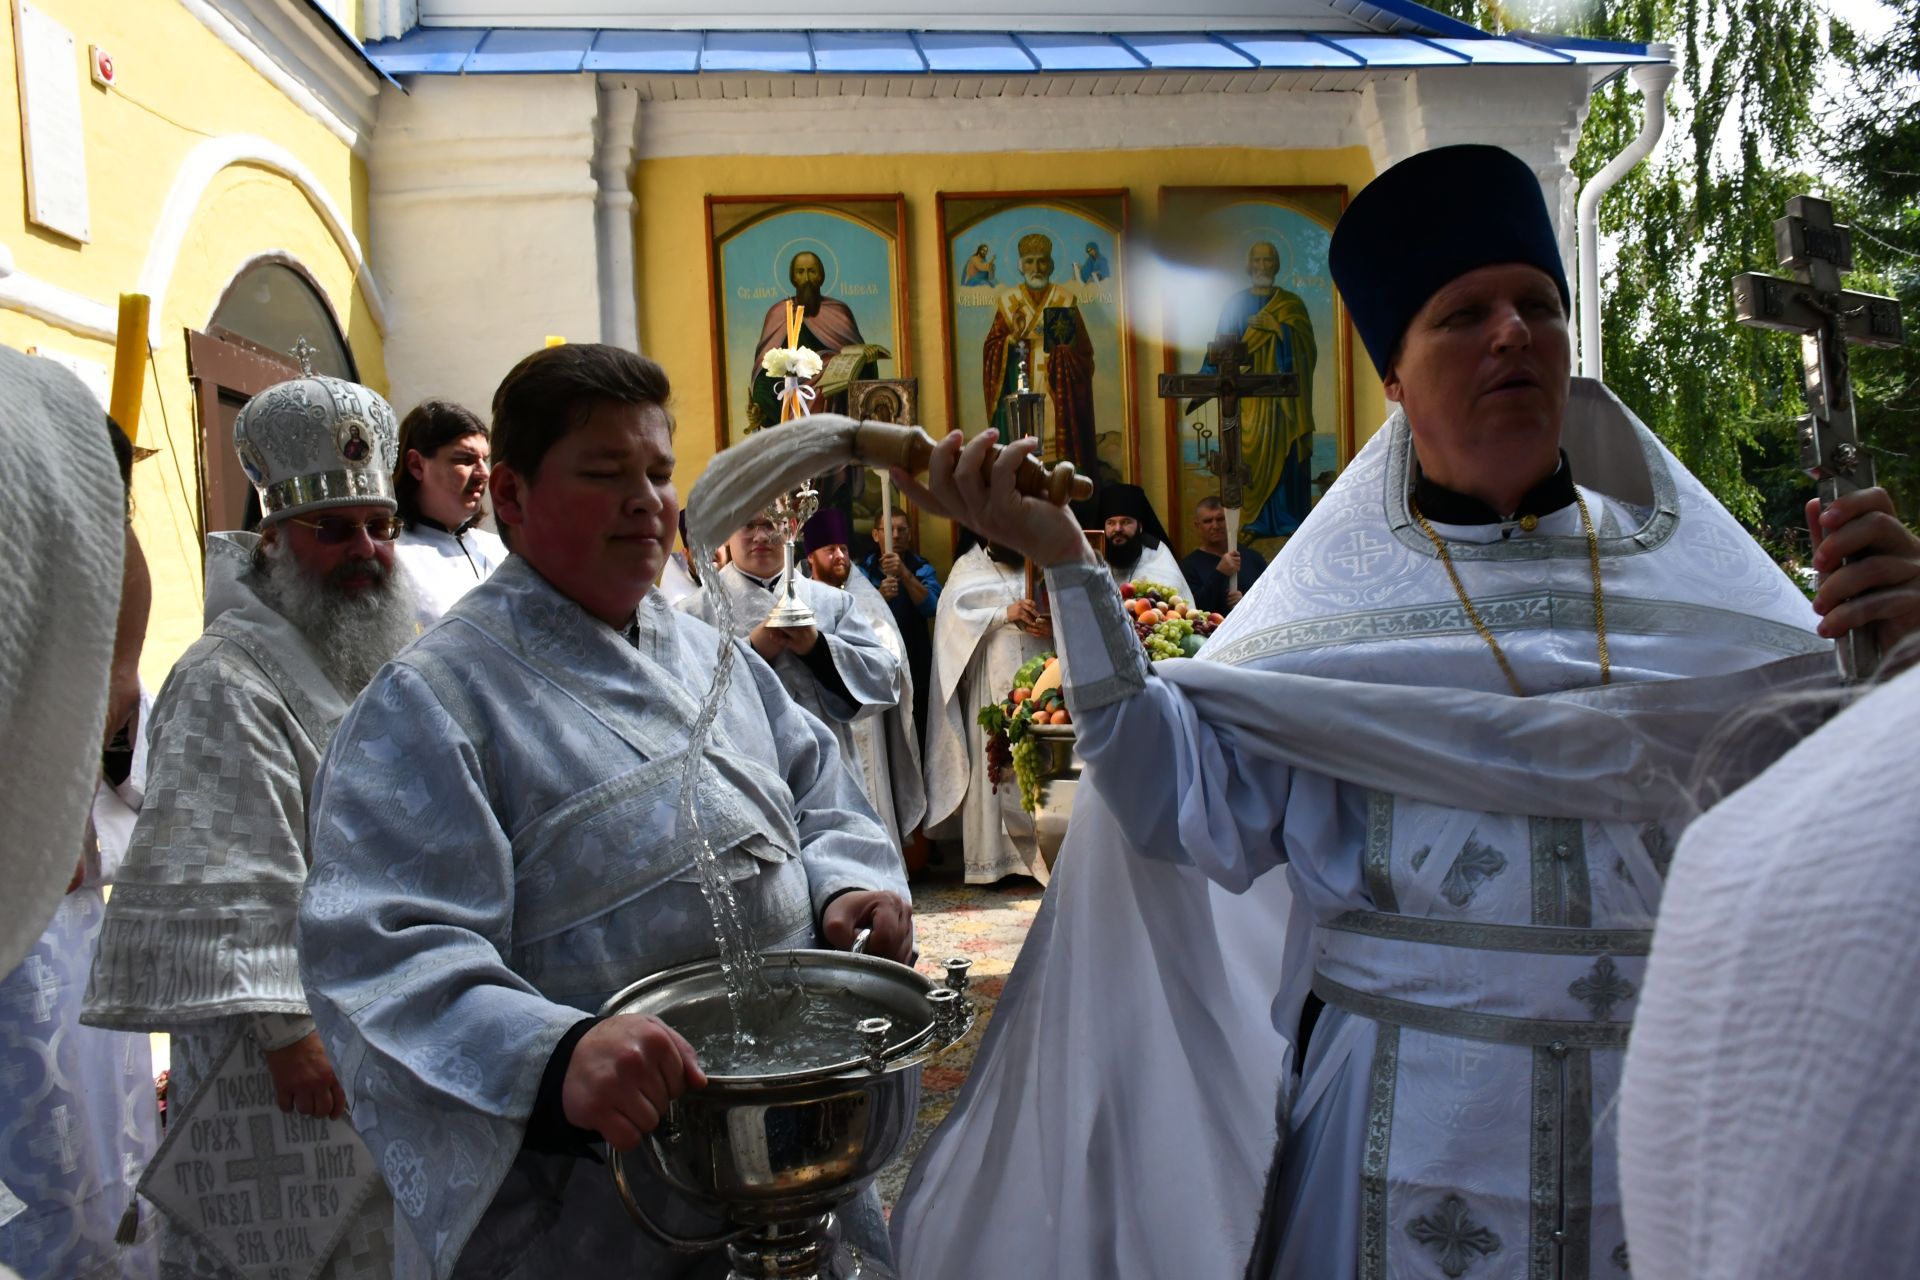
[254,538,418,697]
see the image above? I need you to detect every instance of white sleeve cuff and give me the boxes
[248,1012,316,1051]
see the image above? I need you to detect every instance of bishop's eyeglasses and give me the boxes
[281,514,404,545]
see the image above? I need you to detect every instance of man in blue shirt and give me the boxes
[1179,494,1268,615]
[859,508,940,749]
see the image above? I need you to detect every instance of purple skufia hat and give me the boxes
[801,506,851,555]
[1330,144,1570,378]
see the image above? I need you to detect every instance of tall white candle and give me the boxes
[879,471,895,557]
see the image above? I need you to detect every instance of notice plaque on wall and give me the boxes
[11,0,90,242]
[138,1033,380,1280]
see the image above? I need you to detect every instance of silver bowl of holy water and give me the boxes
[598,947,974,1280]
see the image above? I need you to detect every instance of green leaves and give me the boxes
[1424,0,1915,547]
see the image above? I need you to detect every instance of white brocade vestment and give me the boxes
[80,533,395,1280]
[393,520,506,627]
[924,547,1051,884]
[894,380,1832,1280]
[299,557,907,1279]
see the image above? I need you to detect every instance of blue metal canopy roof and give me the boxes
[365,26,1660,76]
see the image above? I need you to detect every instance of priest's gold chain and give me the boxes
[1408,493,1611,696]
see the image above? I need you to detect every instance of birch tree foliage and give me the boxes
[1428,0,1877,541]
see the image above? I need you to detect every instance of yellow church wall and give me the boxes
[635,144,1388,570]
[0,0,383,682]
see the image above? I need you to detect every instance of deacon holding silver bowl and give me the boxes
[299,342,911,1279]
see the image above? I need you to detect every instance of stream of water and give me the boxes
[673,536,776,1058]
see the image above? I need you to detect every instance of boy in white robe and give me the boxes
[391,398,506,625]
[300,344,911,1280]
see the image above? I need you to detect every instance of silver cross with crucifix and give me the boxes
[1733,194,1905,681]
[1158,336,1298,592]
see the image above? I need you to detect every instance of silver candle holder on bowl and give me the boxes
[764,481,820,630]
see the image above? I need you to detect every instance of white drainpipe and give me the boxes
[1576,43,1678,381]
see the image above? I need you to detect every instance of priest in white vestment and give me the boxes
[924,536,1053,883]
[802,509,927,851]
[83,372,415,1279]
[391,398,506,625]
[1096,482,1193,602]
[675,508,902,813]
[299,345,912,1280]
[890,145,1920,1280]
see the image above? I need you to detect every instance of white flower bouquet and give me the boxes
[761,346,824,380]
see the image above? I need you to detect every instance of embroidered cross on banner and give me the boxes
[225,1114,305,1221]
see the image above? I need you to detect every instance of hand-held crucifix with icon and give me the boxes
[1733,194,1906,681]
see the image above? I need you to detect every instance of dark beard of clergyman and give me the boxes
[1104,533,1145,572]
[793,281,823,314]
[253,538,418,697]
[987,544,1025,568]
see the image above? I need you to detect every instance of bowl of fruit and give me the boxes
[1121,580,1224,661]
[978,653,1072,817]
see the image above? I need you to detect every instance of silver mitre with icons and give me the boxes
[233,337,399,524]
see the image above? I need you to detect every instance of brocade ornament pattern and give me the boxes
[1569,956,1637,1021]
[1407,1195,1503,1277]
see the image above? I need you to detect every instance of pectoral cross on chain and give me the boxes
[1733,195,1905,681]
[1158,337,1298,591]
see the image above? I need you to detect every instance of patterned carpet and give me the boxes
[876,870,1046,1212]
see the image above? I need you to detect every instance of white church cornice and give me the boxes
[178,0,385,151]
[628,77,1372,159]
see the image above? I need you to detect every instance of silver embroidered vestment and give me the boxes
[80,533,395,1280]
[300,559,906,1280]
[895,381,1829,1280]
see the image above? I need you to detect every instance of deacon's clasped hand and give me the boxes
[822,889,914,964]
[749,621,819,661]
[563,1015,707,1150]
[892,430,1091,571]
[1806,489,1920,661]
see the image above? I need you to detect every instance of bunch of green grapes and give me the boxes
[1146,615,1194,660]
[1010,736,1048,811]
